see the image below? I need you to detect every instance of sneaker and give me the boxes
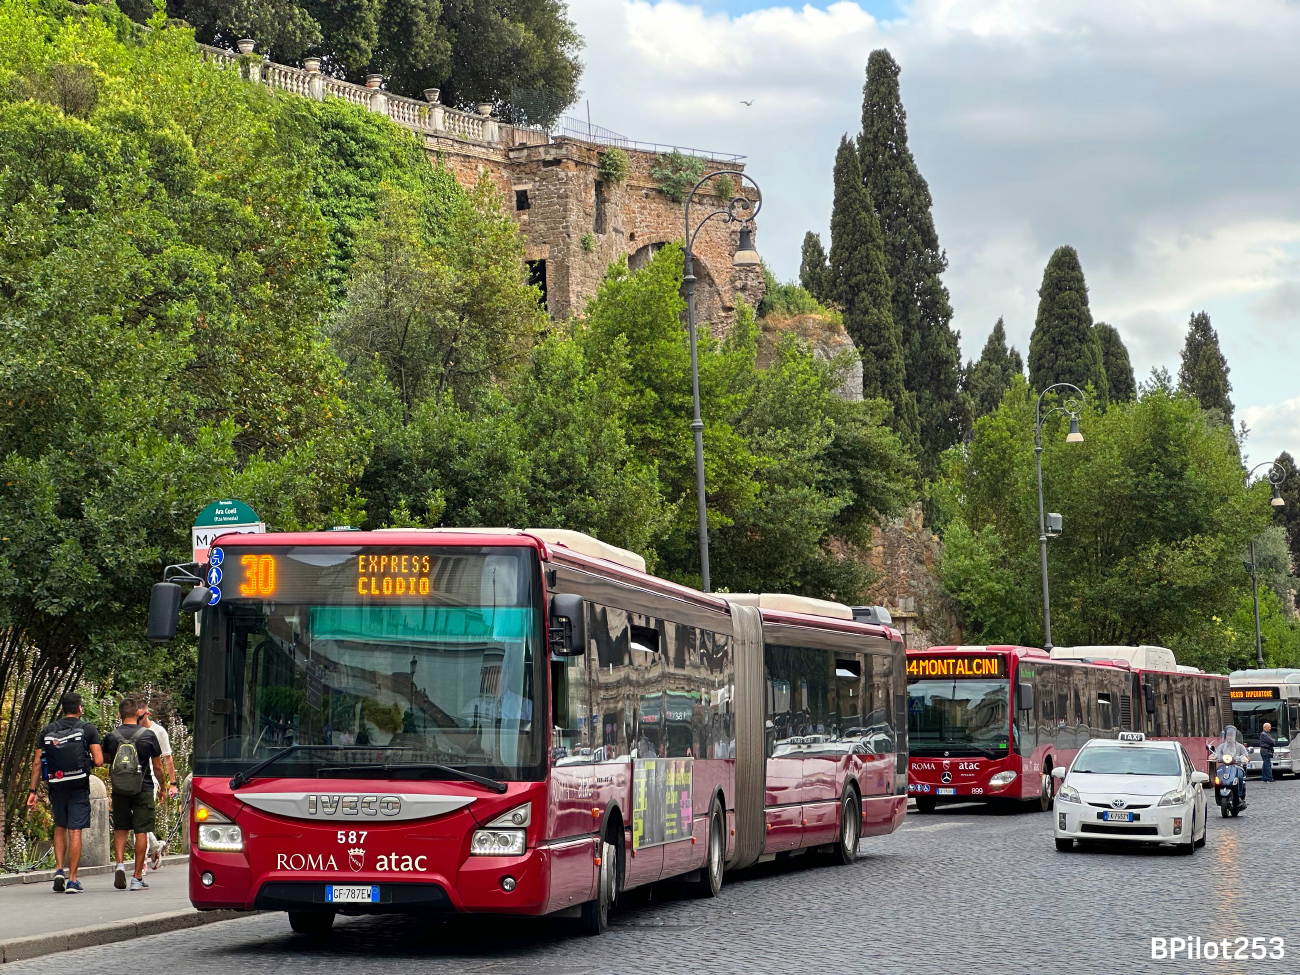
[129,877,149,891]
[65,880,83,894]
[52,869,66,893]
[114,863,127,890]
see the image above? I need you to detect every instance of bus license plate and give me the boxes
[936,788,955,796]
[1101,811,1134,822]
[327,885,378,904]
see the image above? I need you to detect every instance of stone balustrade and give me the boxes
[196,41,549,150]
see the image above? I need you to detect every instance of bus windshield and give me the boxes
[1233,700,1288,745]
[193,545,544,781]
[907,679,1010,757]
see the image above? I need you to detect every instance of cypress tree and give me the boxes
[1027,245,1109,403]
[799,231,830,304]
[827,135,918,445]
[1178,311,1234,424]
[1095,322,1136,402]
[858,49,962,472]
[965,317,1024,421]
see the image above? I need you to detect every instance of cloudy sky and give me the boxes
[567,0,1300,465]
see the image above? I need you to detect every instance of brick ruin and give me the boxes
[207,44,765,330]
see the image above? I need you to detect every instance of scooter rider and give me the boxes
[1212,726,1250,807]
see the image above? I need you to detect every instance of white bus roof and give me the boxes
[726,593,854,621]
[524,528,647,573]
[1050,645,1178,672]
[1229,669,1300,684]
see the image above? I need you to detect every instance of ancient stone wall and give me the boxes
[862,505,962,649]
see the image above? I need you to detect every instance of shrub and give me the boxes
[581,232,596,252]
[597,147,628,183]
[650,150,706,202]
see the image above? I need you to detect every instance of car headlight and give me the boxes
[470,829,526,856]
[198,823,244,852]
[1158,789,1190,807]
[1278,750,1291,759]
[988,770,1018,789]
[1056,785,1081,804]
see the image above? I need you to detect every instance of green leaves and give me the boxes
[1027,245,1110,404]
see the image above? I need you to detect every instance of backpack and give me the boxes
[43,722,90,789]
[110,725,144,796]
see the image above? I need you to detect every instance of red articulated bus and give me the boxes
[906,646,1136,813]
[150,528,907,936]
[906,645,1229,813]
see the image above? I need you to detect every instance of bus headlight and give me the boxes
[198,824,244,852]
[1278,750,1291,760]
[1056,785,1081,804]
[470,830,526,856]
[988,770,1017,789]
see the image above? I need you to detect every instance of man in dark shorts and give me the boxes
[103,697,171,891]
[28,692,104,893]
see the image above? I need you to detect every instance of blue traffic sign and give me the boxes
[210,547,224,567]
[207,587,222,606]
[206,566,222,586]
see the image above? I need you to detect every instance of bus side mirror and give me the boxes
[1142,684,1156,714]
[549,593,586,656]
[146,582,183,644]
[1017,683,1035,712]
[181,586,213,612]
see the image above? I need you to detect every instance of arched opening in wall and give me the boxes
[628,241,667,273]
[526,259,547,309]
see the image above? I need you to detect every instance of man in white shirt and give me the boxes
[138,705,177,872]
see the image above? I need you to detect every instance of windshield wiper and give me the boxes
[316,763,509,793]
[229,745,405,789]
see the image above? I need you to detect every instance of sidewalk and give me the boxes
[0,860,248,963]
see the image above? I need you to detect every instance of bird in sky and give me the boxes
[739,99,754,106]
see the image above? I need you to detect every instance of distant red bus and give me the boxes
[906,645,1228,813]
[153,529,907,936]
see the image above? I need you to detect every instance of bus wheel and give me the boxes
[915,796,937,814]
[579,838,617,936]
[288,912,334,938]
[694,798,725,897]
[831,789,861,866]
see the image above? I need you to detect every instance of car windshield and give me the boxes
[1232,701,1288,745]
[1073,746,1181,776]
[907,678,1010,757]
[193,545,544,781]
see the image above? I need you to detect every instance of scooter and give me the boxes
[1215,755,1246,817]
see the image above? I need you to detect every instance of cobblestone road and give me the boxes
[10,778,1300,975]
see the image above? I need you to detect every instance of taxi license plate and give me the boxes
[327,885,378,904]
[936,788,956,796]
[1101,811,1135,823]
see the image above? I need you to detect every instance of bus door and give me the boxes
[763,647,803,853]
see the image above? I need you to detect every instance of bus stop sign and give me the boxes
[192,499,265,563]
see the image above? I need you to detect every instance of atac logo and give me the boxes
[349,848,365,872]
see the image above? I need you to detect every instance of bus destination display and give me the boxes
[212,547,450,603]
[356,553,433,597]
[1230,687,1280,700]
[906,655,1006,679]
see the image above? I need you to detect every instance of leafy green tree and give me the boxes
[757,264,831,319]
[826,136,917,446]
[1178,311,1234,426]
[1094,322,1136,403]
[799,231,830,304]
[964,318,1023,422]
[331,177,545,414]
[936,377,1270,667]
[858,48,962,473]
[1027,245,1109,403]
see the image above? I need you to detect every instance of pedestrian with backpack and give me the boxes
[103,697,173,891]
[27,692,104,893]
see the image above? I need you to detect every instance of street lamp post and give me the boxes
[1244,462,1288,668]
[1034,383,1086,650]
[682,170,762,592]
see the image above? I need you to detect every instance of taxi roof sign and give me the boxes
[1117,732,1146,742]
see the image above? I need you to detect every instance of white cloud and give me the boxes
[569,0,1300,454]
[1243,398,1300,467]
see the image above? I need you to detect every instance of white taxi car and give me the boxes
[1052,733,1209,854]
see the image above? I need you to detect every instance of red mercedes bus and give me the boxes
[147,528,906,936]
[906,646,1135,813]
